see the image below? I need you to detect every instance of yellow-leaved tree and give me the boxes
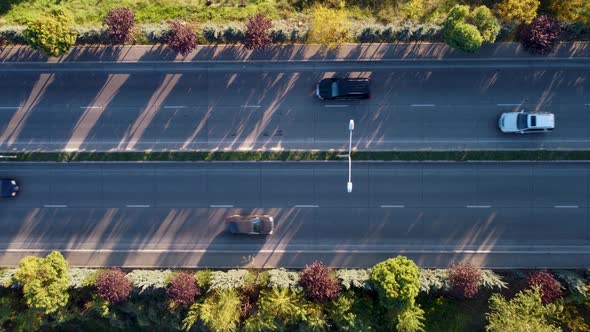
[307,5,350,49]
[494,0,540,24]
[550,0,590,23]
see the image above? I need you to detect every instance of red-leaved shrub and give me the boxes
[104,8,135,44]
[448,262,482,298]
[518,15,562,55]
[96,268,132,303]
[167,272,201,308]
[526,271,563,304]
[244,13,273,50]
[299,261,340,302]
[167,21,197,56]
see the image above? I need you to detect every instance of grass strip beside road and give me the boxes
[3,150,590,162]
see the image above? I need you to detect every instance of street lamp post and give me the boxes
[347,119,354,193]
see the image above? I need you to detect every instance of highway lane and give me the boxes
[0,65,587,151]
[0,161,588,268]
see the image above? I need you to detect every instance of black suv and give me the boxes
[316,78,371,100]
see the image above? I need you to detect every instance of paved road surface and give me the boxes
[0,60,588,151]
[0,161,588,268]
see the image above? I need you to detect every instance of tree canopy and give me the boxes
[486,288,563,332]
[14,251,69,314]
[443,4,498,52]
[24,6,77,57]
[494,0,540,24]
[370,256,420,310]
[183,289,241,332]
[307,5,350,49]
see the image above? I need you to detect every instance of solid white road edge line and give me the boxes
[324,105,349,108]
[410,104,435,107]
[466,205,492,208]
[497,103,521,106]
[294,205,319,208]
[4,248,590,254]
[126,204,150,208]
[554,205,579,208]
[210,205,234,208]
[43,205,67,208]
[380,205,405,208]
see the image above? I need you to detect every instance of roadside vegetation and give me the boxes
[1,251,589,331]
[3,150,590,162]
[0,0,590,56]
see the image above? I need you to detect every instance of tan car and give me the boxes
[226,215,274,235]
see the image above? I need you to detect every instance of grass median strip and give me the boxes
[3,150,590,162]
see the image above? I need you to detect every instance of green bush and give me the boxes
[562,22,590,41]
[326,291,357,331]
[222,25,245,44]
[209,269,250,291]
[358,26,382,43]
[419,269,450,294]
[23,6,77,56]
[183,290,242,332]
[447,22,483,52]
[396,305,425,332]
[421,296,474,332]
[195,269,213,291]
[267,268,300,290]
[202,26,222,43]
[67,268,99,288]
[0,26,27,44]
[126,269,171,293]
[290,28,304,43]
[486,288,563,332]
[14,251,69,314]
[554,270,586,301]
[336,269,372,290]
[481,270,508,291]
[370,256,420,311]
[244,287,305,331]
[74,26,108,44]
[444,4,470,31]
[0,269,18,288]
[140,24,170,43]
[270,29,289,43]
[468,6,501,43]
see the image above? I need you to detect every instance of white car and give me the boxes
[498,111,554,133]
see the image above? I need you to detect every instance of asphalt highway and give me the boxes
[0,61,588,151]
[0,161,588,268]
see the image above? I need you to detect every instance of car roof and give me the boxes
[530,113,554,128]
[0,179,17,197]
[225,214,273,222]
[226,215,274,233]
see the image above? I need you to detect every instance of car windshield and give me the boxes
[252,219,261,233]
[331,82,339,97]
[517,113,528,130]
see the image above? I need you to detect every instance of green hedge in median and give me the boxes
[3,150,590,162]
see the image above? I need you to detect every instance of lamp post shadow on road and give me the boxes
[338,119,355,193]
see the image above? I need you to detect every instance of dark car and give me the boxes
[226,215,274,235]
[0,179,19,198]
[316,78,371,100]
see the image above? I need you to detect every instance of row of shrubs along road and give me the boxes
[1,251,588,331]
[0,0,589,57]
